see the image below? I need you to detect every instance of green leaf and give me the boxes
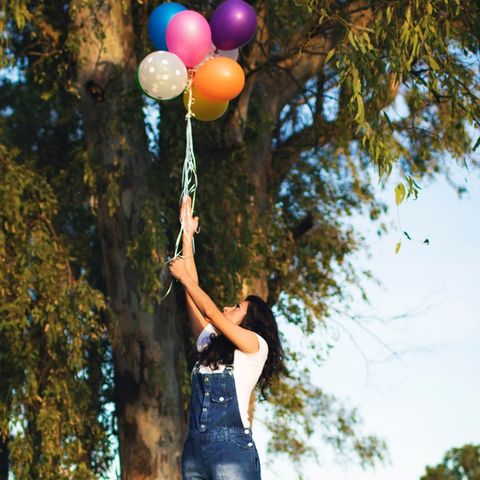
[354,95,365,122]
[353,77,361,94]
[395,182,406,205]
[325,48,336,64]
[348,30,357,49]
[386,6,392,24]
[395,241,401,254]
[427,56,440,70]
[472,136,480,152]
[411,178,422,191]
[383,111,393,131]
[40,90,54,101]
[361,32,373,50]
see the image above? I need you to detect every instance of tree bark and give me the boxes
[0,434,8,480]
[72,2,186,478]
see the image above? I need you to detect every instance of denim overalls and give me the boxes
[182,361,262,479]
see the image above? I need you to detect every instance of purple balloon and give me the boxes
[210,0,257,50]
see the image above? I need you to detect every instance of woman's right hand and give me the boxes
[180,195,199,241]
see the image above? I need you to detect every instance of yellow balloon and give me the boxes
[183,86,229,121]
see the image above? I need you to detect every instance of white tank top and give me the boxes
[196,323,269,428]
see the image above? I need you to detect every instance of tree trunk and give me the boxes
[72,2,186,478]
[0,435,8,480]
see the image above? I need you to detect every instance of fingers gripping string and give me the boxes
[161,74,197,300]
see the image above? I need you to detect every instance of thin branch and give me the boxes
[292,213,315,241]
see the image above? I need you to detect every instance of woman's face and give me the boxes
[222,300,249,325]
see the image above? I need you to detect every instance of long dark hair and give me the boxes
[197,295,284,399]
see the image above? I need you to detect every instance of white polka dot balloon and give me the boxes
[138,51,188,100]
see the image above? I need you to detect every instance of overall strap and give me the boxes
[192,360,201,374]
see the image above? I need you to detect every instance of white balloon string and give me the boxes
[160,72,197,301]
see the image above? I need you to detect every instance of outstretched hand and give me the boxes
[169,256,190,283]
[180,195,199,240]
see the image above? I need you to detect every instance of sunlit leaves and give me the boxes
[420,444,480,480]
[0,145,111,478]
[314,0,480,192]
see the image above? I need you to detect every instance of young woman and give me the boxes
[168,196,284,480]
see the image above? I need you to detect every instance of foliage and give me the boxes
[420,444,480,480]
[0,0,479,477]
[0,145,112,478]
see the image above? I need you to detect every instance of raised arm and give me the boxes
[179,196,209,339]
[169,257,259,354]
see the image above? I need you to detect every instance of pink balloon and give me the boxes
[166,10,212,67]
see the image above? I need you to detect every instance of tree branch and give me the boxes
[268,118,339,191]
[267,212,318,306]
[292,212,315,241]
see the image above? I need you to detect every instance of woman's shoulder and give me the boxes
[255,333,269,353]
[236,332,268,362]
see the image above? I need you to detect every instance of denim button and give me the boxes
[204,377,209,382]
[200,424,205,428]
[202,407,207,412]
[244,428,249,434]
[205,392,210,396]
[219,396,224,402]
[248,442,253,447]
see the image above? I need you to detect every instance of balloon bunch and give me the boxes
[138,0,257,122]
[138,1,257,296]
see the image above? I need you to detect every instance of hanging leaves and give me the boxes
[0,145,111,478]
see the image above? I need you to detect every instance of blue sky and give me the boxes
[254,160,480,479]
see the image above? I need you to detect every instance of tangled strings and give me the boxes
[160,75,198,301]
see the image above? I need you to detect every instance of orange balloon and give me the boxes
[194,57,245,101]
[183,86,229,121]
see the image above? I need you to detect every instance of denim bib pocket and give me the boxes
[210,394,233,403]
[230,433,255,451]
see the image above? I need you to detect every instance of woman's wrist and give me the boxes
[182,236,194,246]
[182,243,194,258]
[179,271,193,287]
[182,232,195,246]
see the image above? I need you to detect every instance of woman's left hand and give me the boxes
[169,256,190,283]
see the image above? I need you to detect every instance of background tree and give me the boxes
[420,444,480,480]
[0,0,478,479]
[0,145,111,479]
